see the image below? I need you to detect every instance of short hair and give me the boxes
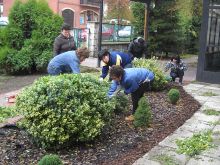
[137,37,144,44]
[77,47,90,59]
[61,23,71,30]
[98,49,110,60]
[109,66,125,78]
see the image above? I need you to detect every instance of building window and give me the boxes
[80,13,85,25]
[0,4,3,17]
[205,4,220,71]
[80,10,98,25]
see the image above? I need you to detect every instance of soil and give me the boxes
[0,84,201,165]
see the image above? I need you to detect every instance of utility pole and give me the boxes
[97,0,104,67]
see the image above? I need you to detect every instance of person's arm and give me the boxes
[69,59,80,74]
[164,62,171,72]
[180,60,188,71]
[100,64,109,79]
[53,38,60,56]
[108,81,121,98]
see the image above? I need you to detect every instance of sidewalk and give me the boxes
[134,82,220,165]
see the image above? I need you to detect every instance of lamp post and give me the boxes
[97,0,104,67]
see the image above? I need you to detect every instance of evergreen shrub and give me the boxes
[16,74,115,148]
[134,97,152,127]
[1,0,62,74]
[38,154,63,165]
[113,93,129,114]
[168,88,180,104]
[133,57,168,90]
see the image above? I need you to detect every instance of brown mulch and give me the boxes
[0,84,201,165]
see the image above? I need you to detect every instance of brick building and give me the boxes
[1,0,101,28]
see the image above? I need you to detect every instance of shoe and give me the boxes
[179,82,183,86]
[125,115,134,121]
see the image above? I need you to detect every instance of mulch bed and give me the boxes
[0,84,201,165]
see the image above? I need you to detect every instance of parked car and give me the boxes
[0,17,9,28]
[118,26,132,38]
[102,26,114,40]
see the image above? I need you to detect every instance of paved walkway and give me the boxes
[134,83,220,165]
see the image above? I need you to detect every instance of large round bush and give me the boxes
[16,74,115,148]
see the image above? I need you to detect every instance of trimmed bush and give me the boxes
[168,88,180,104]
[133,57,168,90]
[134,97,152,127]
[1,0,63,74]
[38,154,63,165]
[16,74,115,148]
[113,93,129,114]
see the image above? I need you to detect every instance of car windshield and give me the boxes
[121,26,131,31]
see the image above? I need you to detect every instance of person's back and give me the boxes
[109,51,132,67]
[128,37,147,59]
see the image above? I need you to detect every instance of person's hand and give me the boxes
[99,77,104,82]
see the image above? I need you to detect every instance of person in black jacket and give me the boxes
[53,23,76,56]
[128,37,147,59]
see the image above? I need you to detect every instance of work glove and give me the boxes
[99,77,104,82]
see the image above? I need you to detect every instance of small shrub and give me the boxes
[176,131,214,156]
[113,93,129,114]
[168,88,180,104]
[134,97,152,127]
[153,154,178,165]
[38,154,63,165]
[16,74,115,148]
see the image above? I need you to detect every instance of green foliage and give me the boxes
[113,93,129,114]
[201,91,218,96]
[38,154,63,165]
[203,109,220,116]
[168,88,180,104]
[154,154,178,165]
[130,2,145,36]
[1,0,62,74]
[176,131,214,156]
[16,74,115,148]
[0,106,17,123]
[133,57,168,90]
[134,97,152,127]
[149,0,183,55]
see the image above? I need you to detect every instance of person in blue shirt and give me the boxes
[108,66,154,121]
[47,47,90,75]
[98,49,133,81]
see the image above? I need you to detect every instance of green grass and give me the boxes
[176,130,214,156]
[0,106,18,123]
[153,154,178,165]
[203,109,220,116]
[201,91,218,96]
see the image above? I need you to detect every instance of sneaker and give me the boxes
[125,115,134,121]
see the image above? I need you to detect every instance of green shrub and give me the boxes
[0,106,17,123]
[168,88,180,104]
[134,97,152,127]
[113,93,129,114]
[38,154,63,165]
[2,0,62,74]
[133,57,168,90]
[16,74,115,148]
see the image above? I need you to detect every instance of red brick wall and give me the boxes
[3,0,100,28]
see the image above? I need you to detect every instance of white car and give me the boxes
[0,17,9,27]
[118,26,131,38]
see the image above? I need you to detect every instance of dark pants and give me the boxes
[170,69,184,83]
[131,80,153,114]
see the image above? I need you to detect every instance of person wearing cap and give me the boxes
[47,47,90,75]
[98,49,133,81]
[53,23,76,56]
[128,37,148,59]
[108,66,154,121]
